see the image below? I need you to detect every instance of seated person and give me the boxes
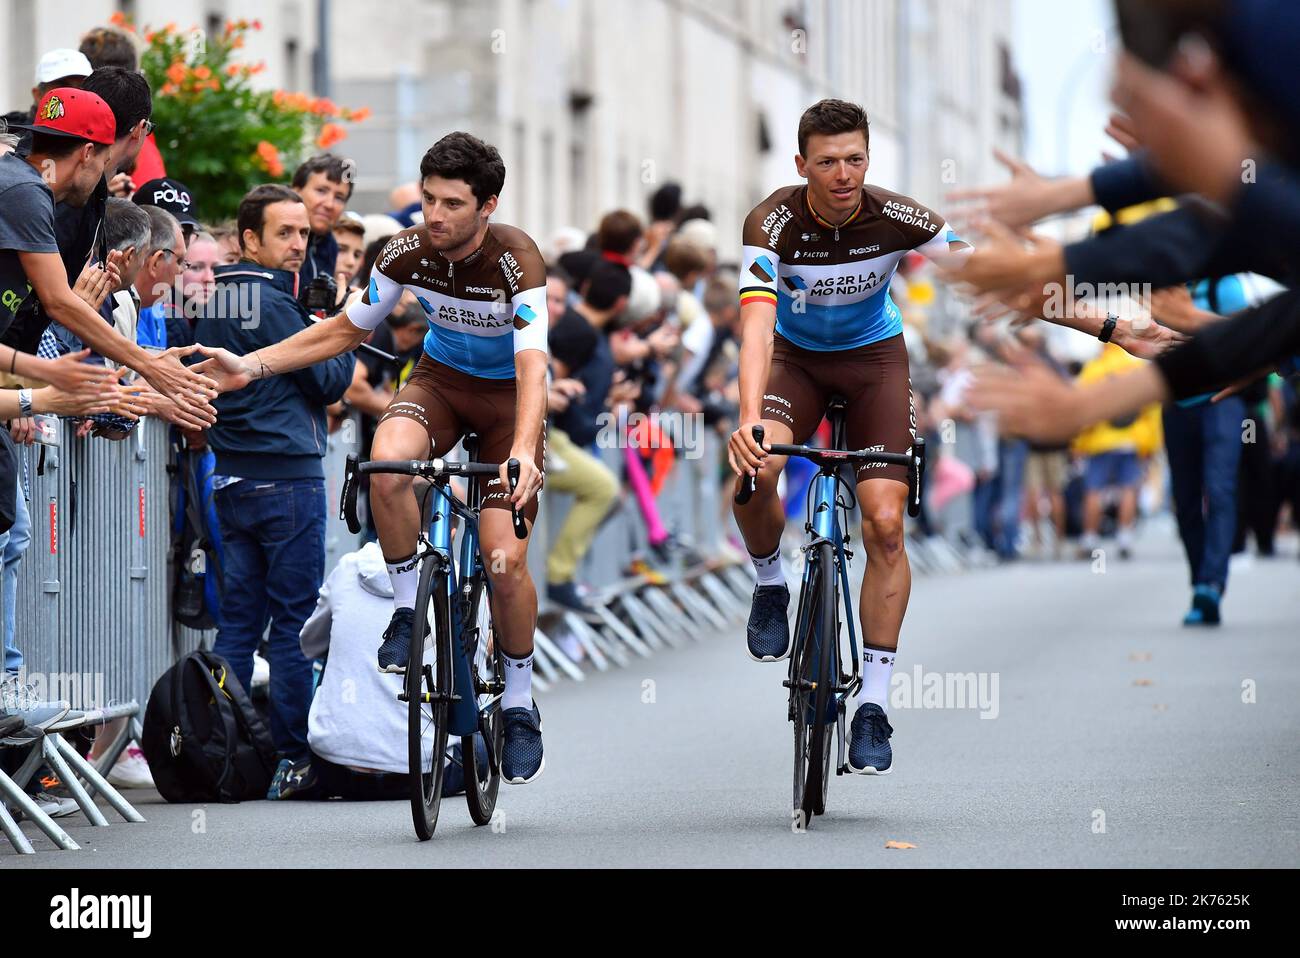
[273,537,483,799]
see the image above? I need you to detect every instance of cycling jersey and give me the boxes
[346,222,548,379]
[739,184,971,351]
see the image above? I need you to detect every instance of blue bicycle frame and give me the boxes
[422,478,489,738]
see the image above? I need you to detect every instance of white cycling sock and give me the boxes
[859,645,897,710]
[502,651,534,711]
[750,546,785,587]
[386,553,420,611]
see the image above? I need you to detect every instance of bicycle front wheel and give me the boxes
[793,540,837,824]
[408,557,452,841]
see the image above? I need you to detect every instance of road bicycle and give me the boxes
[340,434,527,840]
[735,396,925,825]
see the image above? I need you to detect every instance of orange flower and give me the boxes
[164,22,177,33]
[252,19,263,30]
[166,61,187,85]
[109,11,134,31]
[250,62,267,75]
[349,106,372,123]
[194,65,211,80]
[226,64,240,77]
[273,90,287,106]
[224,21,235,36]
[161,83,179,96]
[316,123,347,149]
[254,141,284,178]
[232,35,244,49]
[143,30,154,42]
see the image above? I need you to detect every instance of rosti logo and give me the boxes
[849,245,880,256]
[150,185,191,207]
[39,95,66,121]
[465,286,498,295]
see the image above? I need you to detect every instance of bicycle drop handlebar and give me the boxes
[340,455,529,539]
[734,425,925,517]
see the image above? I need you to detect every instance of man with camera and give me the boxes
[193,184,354,791]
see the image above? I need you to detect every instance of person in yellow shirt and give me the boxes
[1071,343,1163,559]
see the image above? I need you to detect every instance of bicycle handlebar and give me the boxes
[340,455,529,539]
[734,425,926,517]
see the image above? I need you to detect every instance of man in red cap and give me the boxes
[1,88,215,426]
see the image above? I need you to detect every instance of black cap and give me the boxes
[133,177,200,227]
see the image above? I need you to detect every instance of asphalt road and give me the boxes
[8,520,1299,867]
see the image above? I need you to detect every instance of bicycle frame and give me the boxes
[419,471,494,739]
[790,408,862,773]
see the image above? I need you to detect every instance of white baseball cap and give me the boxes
[35,49,94,86]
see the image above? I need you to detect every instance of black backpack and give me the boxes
[141,650,277,803]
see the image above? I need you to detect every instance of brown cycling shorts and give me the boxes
[760,332,915,484]
[379,354,545,523]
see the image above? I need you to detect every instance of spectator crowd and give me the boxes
[2,2,1299,817]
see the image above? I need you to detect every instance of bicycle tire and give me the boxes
[408,557,452,841]
[803,540,837,820]
[790,553,819,822]
[463,581,504,826]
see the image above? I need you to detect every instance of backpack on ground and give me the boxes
[141,649,277,803]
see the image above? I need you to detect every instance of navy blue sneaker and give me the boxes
[746,584,791,661]
[267,757,318,800]
[377,607,416,673]
[501,701,544,784]
[1183,584,1222,626]
[441,735,490,796]
[847,702,894,775]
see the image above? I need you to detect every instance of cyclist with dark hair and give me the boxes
[194,132,552,785]
[731,98,973,776]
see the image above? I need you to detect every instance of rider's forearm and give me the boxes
[511,350,548,452]
[737,305,775,423]
[246,314,368,380]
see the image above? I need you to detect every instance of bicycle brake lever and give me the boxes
[734,423,765,505]
[507,457,527,539]
[341,455,362,534]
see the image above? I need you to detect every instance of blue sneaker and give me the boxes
[746,584,791,661]
[501,701,544,784]
[267,757,318,800]
[441,735,490,796]
[847,702,894,775]
[377,608,416,673]
[1183,584,1221,627]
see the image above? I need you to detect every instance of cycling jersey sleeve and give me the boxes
[911,217,974,269]
[345,257,404,332]
[510,283,548,357]
[739,205,781,310]
[504,235,549,358]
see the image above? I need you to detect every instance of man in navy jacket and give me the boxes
[194,184,353,779]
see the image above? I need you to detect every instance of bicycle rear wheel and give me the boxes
[463,584,504,825]
[408,557,451,841]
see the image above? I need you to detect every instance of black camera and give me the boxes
[299,274,339,314]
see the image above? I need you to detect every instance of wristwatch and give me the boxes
[1098,314,1118,343]
[17,389,33,418]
